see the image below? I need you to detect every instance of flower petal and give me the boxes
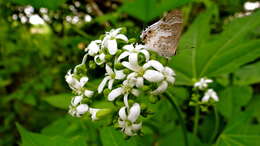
[98,76,110,93]
[71,95,83,106]
[108,79,114,90]
[105,64,114,75]
[107,39,118,55]
[119,106,127,120]
[128,103,140,122]
[94,53,106,65]
[143,60,164,71]
[151,81,168,95]
[124,127,134,136]
[131,89,140,96]
[76,104,89,115]
[117,51,130,62]
[132,123,142,131]
[108,87,123,101]
[167,76,175,84]
[136,77,144,88]
[122,61,140,72]
[123,93,129,108]
[116,34,128,42]
[89,108,101,121]
[143,70,164,82]
[87,41,100,56]
[123,44,134,51]
[140,49,150,62]
[164,67,175,76]
[115,70,126,79]
[129,53,138,65]
[84,90,94,97]
[79,77,89,87]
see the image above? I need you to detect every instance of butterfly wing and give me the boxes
[141,10,183,58]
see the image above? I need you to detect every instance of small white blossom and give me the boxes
[194,78,213,90]
[102,28,128,55]
[202,89,219,102]
[89,108,101,121]
[117,44,149,65]
[65,70,93,97]
[69,104,89,117]
[71,95,83,106]
[108,79,139,107]
[142,60,175,94]
[94,53,106,65]
[122,60,164,88]
[118,103,142,136]
[85,40,102,56]
[98,64,125,93]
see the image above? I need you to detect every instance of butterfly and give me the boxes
[141,10,183,58]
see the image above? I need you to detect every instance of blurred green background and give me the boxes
[0,0,260,146]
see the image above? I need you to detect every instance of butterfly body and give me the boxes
[141,10,183,58]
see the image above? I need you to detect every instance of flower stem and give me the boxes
[193,105,200,136]
[209,106,219,143]
[165,91,189,146]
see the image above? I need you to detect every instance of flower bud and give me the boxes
[103,88,110,97]
[123,68,131,74]
[89,61,96,69]
[114,62,124,70]
[96,108,113,119]
[128,38,136,43]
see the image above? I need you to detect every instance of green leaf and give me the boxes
[197,11,260,77]
[120,0,191,22]
[171,9,214,85]
[11,0,67,9]
[216,111,260,146]
[100,127,150,146]
[171,10,260,85]
[16,123,87,146]
[43,93,72,109]
[217,85,253,119]
[234,62,260,85]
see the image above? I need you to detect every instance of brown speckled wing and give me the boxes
[141,10,183,58]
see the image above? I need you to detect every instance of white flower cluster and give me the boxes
[194,78,219,102]
[65,28,176,136]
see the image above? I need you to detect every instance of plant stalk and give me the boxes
[165,91,189,146]
[193,105,200,136]
[209,106,219,143]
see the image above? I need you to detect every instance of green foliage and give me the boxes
[216,111,260,146]
[17,123,87,146]
[0,0,260,146]
[217,85,252,119]
[120,0,192,22]
[11,0,67,9]
[234,62,260,85]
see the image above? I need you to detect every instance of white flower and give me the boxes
[194,78,213,90]
[102,28,128,55]
[108,79,139,107]
[71,95,83,106]
[69,104,89,117]
[122,60,164,88]
[98,64,125,93]
[94,53,105,65]
[89,108,101,121]
[118,103,142,136]
[65,70,94,97]
[85,40,101,56]
[142,60,175,94]
[117,44,149,65]
[202,89,219,102]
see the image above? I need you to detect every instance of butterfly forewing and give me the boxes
[141,10,183,58]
